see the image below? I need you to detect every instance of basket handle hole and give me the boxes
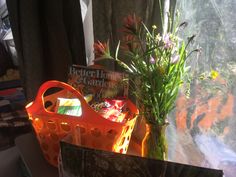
[43,87,66,112]
[44,101,54,110]
[47,120,56,130]
[76,125,86,134]
[61,122,71,132]
[119,137,125,146]
[107,129,117,138]
[44,87,64,96]
[124,126,130,133]
[91,128,101,137]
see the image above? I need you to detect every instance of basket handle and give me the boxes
[35,80,90,113]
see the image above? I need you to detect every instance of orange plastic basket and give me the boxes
[25,80,138,167]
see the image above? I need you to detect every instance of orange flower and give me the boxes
[121,34,140,52]
[93,40,110,59]
[123,14,142,35]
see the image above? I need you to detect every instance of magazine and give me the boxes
[67,65,129,102]
[59,139,223,177]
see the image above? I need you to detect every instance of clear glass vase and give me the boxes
[141,123,168,160]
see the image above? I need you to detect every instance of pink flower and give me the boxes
[149,56,156,64]
[171,54,180,63]
[163,34,174,49]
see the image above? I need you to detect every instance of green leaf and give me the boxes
[115,41,121,59]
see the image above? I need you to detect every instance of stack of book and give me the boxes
[0,79,31,150]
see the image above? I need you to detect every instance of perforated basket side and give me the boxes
[26,80,139,167]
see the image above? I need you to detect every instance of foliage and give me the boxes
[93,13,201,126]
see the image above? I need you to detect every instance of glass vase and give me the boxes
[141,123,168,160]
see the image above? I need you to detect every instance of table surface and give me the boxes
[15,133,58,177]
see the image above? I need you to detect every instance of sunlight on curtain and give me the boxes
[167,1,236,177]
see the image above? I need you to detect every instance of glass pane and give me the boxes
[167,1,236,177]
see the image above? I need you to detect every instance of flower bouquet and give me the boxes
[93,12,200,160]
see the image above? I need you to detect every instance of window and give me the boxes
[167,1,236,176]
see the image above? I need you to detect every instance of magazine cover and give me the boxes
[59,140,223,177]
[67,65,129,101]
